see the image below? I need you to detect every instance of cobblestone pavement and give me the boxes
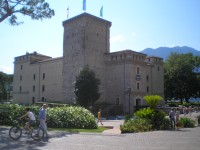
[0,113,200,150]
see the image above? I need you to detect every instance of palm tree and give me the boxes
[143,95,163,109]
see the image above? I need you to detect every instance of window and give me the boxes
[32,97,35,104]
[157,66,160,71]
[146,75,149,81]
[137,82,140,90]
[42,85,45,92]
[33,85,35,92]
[20,75,22,81]
[20,86,22,92]
[147,86,149,93]
[137,67,140,74]
[43,73,45,80]
[21,65,23,70]
[33,74,36,80]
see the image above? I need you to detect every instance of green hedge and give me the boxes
[47,106,97,129]
[179,117,195,128]
[0,104,27,125]
[120,117,152,133]
[0,104,97,129]
[134,108,167,130]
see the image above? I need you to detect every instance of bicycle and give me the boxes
[9,119,44,140]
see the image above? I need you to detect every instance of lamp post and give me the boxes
[126,87,131,115]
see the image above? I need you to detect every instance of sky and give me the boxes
[0,0,200,74]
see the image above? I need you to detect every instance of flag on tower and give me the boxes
[67,6,69,18]
[100,5,103,17]
[83,0,86,11]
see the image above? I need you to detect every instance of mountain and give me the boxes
[140,46,200,61]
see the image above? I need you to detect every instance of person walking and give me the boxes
[169,108,176,130]
[97,109,103,126]
[175,108,180,130]
[183,107,187,116]
[38,103,49,138]
[188,106,192,116]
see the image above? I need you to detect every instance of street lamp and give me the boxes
[125,87,131,115]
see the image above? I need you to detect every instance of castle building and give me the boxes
[13,13,164,114]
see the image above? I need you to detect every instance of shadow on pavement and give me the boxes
[0,126,76,150]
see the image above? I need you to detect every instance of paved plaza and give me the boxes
[0,113,200,150]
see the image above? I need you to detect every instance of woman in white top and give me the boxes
[19,108,36,132]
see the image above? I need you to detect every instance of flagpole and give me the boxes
[100,5,103,18]
[67,6,69,18]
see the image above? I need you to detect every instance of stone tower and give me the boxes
[62,13,112,103]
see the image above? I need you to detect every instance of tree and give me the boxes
[164,53,200,103]
[75,66,101,108]
[0,72,13,100]
[143,95,163,109]
[0,0,54,25]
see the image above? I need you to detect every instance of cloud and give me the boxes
[110,35,125,43]
[0,65,13,74]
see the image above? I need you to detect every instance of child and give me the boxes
[18,108,36,132]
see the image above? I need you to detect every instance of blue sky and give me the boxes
[0,0,200,74]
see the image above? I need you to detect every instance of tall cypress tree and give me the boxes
[75,66,101,108]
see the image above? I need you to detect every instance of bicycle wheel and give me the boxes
[31,127,44,140]
[9,126,22,140]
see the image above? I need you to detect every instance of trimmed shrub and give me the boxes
[134,108,166,130]
[120,117,152,133]
[0,104,97,129]
[47,106,97,129]
[0,104,26,125]
[159,117,172,130]
[179,117,195,128]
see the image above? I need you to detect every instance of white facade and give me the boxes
[13,52,62,104]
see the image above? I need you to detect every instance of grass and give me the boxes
[1,124,108,133]
[48,127,108,133]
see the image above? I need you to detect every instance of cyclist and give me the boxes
[18,108,36,133]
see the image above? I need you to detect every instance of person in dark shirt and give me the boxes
[169,108,176,130]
